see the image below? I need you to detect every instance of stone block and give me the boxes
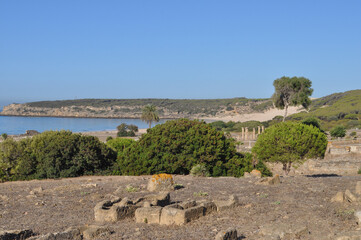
[199,201,217,215]
[354,211,361,225]
[181,200,197,209]
[135,207,162,224]
[147,174,174,192]
[214,195,239,212]
[94,199,139,223]
[183,205,205,223]
[144,192,170,207]
[215,228,238,240]
[160,207,185,225]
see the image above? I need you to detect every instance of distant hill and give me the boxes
[0,98,274,119]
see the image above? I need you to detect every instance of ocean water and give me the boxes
[0,116,168,135]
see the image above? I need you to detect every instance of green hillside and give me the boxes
[289,89,361,129]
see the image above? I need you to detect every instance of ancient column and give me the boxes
[258,126,261,135]
[252,128,256,140]
[245,128,248,140]
[241,127,245,140]
[262,126,265,133]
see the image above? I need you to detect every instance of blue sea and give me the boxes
[0,116,168,135]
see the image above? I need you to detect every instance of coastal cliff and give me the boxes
[0,98,274,119]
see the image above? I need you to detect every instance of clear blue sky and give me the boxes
[1,0,360,105]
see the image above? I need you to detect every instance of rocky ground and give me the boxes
[1,174,361,239]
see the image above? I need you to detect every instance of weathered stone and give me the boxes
[214,195,239,212]
[0,229,33,240]
[147,174,174,192]
[243,172,251,178]
[215,228,238,240]
[331,192,345,203]
[181,200,197,209]
[199,201,217,215]
[268,174,281,185]
[355,211,361,225]
[183,205,205,223]
[135,206,162,224]
[143,201,151,208]
[160,207,185,225]
[356,182,361,195]
[250,169,262,178]
[94,198,139,222]
[81,225,112,240]
[28,227,80,240]
[144,192,170,207]
[256,175,281,185]
[159,205,204,225]
[30,187,43,195]
[345,190,358,203]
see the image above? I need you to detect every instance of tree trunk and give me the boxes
[283,103,289,122]
[282,162,292,175]
[149,121,152,129]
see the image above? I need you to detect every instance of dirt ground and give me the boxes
[1,175,361,239]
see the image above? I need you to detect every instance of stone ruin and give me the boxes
[94,191,239,226]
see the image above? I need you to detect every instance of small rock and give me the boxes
[355,211,361,225]
[30,187,43,195]
[81,225,112,240]
[243,172,251,178]
[215,228,238,240]
[331,192,345,203]
[250,169,262,178]
[345,190,357,203]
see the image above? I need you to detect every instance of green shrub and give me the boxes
[252,122,327,175]
[1,133,8,140]
[117,119,270,177]
[0,131,117,181]
[106,138,135,156]
[302,117,322,130]
[330,125,346,138]
[190,164,210,177]
[345,114,359,120]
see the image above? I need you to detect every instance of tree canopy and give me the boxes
[141,104,160,128]
[252,122,327,175]
[272,76,313,121]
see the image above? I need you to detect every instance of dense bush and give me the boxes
[106,138,135,156]
[252,122,327,175]
[301,117,322,130]
[117,119,271,177]
[0,131,117,182]
[330,125,346,138]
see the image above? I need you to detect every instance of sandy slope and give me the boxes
[202,106,302,122]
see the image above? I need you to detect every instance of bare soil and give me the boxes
[1,175,360,239]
